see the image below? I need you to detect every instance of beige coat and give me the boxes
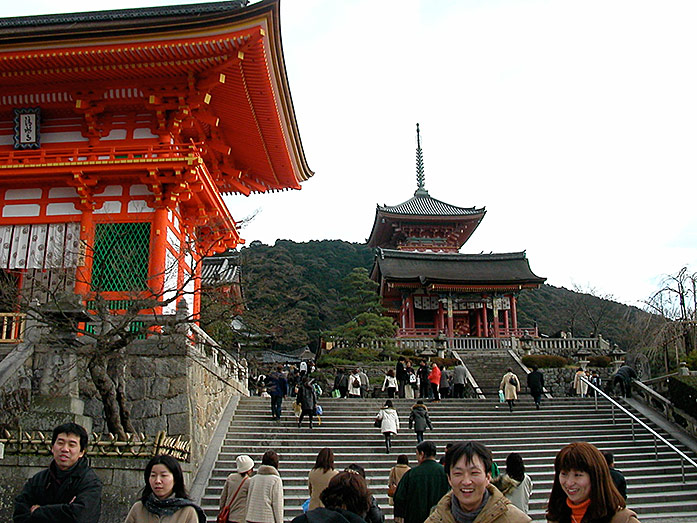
[547,507,640,523]
[425,485,531,523]
[219,473,251,522]
[308,468,338,511]
[124,501,200,523]
[245,465,283,523]
[387,463,410,505]
[500,372,520,401]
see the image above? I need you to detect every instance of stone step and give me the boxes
[199,395,697,522]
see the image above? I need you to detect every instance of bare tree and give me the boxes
[644,266,697,372]
[2,227,242,440]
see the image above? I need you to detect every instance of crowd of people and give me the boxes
[13,421,636,523]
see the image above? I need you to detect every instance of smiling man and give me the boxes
[13,422,102,522]
[426,441,530,523]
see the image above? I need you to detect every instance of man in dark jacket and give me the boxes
[396,357,408,398]
[613,364,637,398]
[603,451,628,499]
[417,360,431,399]
[266,365,288,420]
[393,440,449,523]
[14,422,102,522]
[526,365,545,409]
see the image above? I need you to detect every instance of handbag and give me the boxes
[374,418,381,427]
[218,475,248,523]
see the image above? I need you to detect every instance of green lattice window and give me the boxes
[91,222,150,292]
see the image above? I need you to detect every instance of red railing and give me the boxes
[0,312,26,343]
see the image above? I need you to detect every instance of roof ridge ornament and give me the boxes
[414,123,429,197]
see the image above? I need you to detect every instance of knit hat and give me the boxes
[236,455,254,473]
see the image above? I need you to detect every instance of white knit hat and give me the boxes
[236,455,254,473]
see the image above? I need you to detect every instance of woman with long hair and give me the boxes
[375,399,399,454]
[546,442,639,523]
[493,452,533,514]
[125,454,206,522]
[382,369,398,399]
[308,448,339,511]
[291,471,371,523]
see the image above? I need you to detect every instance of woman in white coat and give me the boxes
[375,400,399,454]
[245,450,283,523]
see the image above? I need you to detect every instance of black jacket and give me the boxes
[14,457,102,522]
[297,383,318,412]
[527,370,545,394]
[292,507,366,523]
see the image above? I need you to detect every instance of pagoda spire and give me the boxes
[415,123,429,196]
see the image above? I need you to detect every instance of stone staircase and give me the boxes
[200,396,697,522]
[459,350,525,397]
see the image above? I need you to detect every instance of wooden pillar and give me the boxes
[74,208,94,296]
[482,306,489,337]
[510,295,518,330]
[407,294,415,331]
[437,300,445,332]
[149,206,168,297]
[446,296,454,338]
[503,310,510,332]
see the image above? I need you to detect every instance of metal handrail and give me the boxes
[582,376,697,482]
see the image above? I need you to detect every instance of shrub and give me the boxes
[685,351,697,371]
[668,376,697,420]
[588,355,611,368]
[522,354,568,368]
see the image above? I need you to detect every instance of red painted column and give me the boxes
[74,208,94,296]
[437,300,445,332]
[446,297,454,338]
[149,206,168,297]
[503,310,510,332]
[482,306,489,337]
[407,295,415,331]
[510,295,518,330]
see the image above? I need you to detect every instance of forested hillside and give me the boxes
[237,240,654,352]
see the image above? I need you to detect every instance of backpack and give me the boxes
[352,378,360,388]
[509,375,518,387]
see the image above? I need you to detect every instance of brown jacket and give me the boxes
[547,507,640,523]
[308,468,338,511]
[219,473,251,522]
[425,485,531,523]
[388,464,411,505]
[124,501,200,523]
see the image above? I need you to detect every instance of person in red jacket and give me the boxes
[428,363,441,402]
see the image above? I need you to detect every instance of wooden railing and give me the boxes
[0,313,26,343]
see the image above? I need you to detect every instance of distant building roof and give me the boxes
[378,190,485,217]
[201,251,240,287]
[372,248,545,287]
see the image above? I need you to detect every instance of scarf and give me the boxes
[450,489,490,523]
[143,493,207,523]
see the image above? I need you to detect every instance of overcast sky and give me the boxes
[3,0,696,307]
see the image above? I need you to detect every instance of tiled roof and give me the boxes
[378,192,484,217]
[201,251,240,286]
[0,1,248,27]
[373,249,545,286]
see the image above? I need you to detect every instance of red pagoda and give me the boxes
[368,124,544,339]
[0,0,311,328]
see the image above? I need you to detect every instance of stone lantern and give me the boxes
[609,344,626,374]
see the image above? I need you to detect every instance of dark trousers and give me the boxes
[453,383,465,398]
[270,395,283,419]
[387,387,396,398]
[415,431,424,443]
[531,392,542,407]
[419,380,430,398]
[383,432,392,453]
[398,379,406,398]
[298,409,314,428]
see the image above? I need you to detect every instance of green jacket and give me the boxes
[393,459,449,523]
[425,485,531,523]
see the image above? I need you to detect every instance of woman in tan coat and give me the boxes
[308,448,339,511]
[124,455,206,523]
[387,454,410,509]
[219,455,254,522]
[500,368,521,412]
